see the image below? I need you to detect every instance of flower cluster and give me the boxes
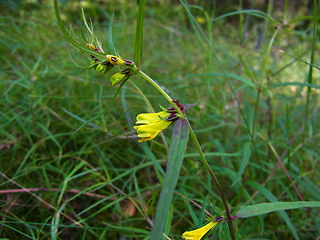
[85,43,135,85]
[54,0,136,86]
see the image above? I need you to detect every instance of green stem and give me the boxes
[137,69,235,240]
[137,70,184,116]
[188,123,235,240]
[304,0,318,138]
[252,29,279,138]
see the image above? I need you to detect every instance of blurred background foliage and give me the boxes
[1,0,319,239]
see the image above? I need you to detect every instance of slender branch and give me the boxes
[0,188,110,199]
[188,123,235,240]
[137,70,184,116]
[268,141,313,219]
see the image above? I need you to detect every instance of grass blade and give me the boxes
[247,181,300,240]
[304,0,318,136]
[150,119,189,239]
[236,201,320,218]
[134,0,146,67]
[231,142,251,187]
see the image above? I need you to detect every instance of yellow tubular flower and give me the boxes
[106,55,133,66]
[182,220,220,240]
[134,111,173,142]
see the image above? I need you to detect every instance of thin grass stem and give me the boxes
[303,0,318,138]
[252,29,280,138]
[267,142,313,219]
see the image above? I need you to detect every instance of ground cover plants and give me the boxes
[1,0,320,239]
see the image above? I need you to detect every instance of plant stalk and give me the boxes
[137,69,235,240]
[188,124,235,240]
[138,70,184,116]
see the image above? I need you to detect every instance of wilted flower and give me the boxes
[134,107,181,142]
[182,217,223,240]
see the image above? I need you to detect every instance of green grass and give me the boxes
[1,0,320,239]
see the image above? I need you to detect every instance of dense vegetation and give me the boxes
[1,0,319,239]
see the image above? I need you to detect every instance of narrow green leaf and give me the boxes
[1,222,33,239]
[36,123,62,149]
[51,203,66,240]
[108,12,117,55]
[304,0,318,135]
[150,119,189,239]
[81,8,94,37]
[134,0,146,67]
[164,205,174,238]
[60,107,103,131]
[198,196,208,227]
[247,181,299,240]
[141,144,165,176]
[212,9,279,24]
[266,82,320,91]
[231,142,251,187]
[103,222,150,234]
[185,152,241,158]
[236,201,320,218]
[190,72,257,88]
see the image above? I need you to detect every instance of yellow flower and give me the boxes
[196,16,205,24]
[106,55,133,66]
[182,219,222,240]
[134,111,175,142]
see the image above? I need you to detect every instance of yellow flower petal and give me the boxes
[182,221,219,240]
[106,55,133,66]
[135,120,170,142]
[136,111,170,124]
[134,111,172,142]
[136,132,152,138]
